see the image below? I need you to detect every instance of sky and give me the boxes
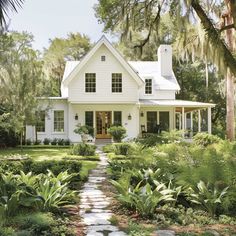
[8,0,112,51]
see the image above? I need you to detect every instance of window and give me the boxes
[85,73,96,92]
[113,111,122,126]
[112,73,122,93]
[159,111,170,131]
[145,79,152,94]
[147,111,157,133]
[85,111,94,128]
[101,55,106,61]
[36,111,45,132]
[54,110,64,132]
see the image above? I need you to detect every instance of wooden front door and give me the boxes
[96,111,112,139]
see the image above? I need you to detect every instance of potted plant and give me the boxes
[108,125,127,143]
[74,125,94,143]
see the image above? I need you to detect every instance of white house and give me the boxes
[26,36,215,143]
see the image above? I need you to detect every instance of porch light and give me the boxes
[128,114,132,120]
[140,111,144,117]
[75,113,78,120]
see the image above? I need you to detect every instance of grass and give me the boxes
[0,146,99,179]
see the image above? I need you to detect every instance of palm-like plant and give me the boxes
[187,180,229,217]
[0,0,24,28]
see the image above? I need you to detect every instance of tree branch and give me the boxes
[191,0,236,76]
[220,23,235,32]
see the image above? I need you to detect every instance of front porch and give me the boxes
[138,99,215,137]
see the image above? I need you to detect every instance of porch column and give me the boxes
[207,107,212,134]
[198,110,201,132]
[182,107,185,136]
[190,112,193,130]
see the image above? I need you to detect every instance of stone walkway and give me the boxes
[79,149,127,236]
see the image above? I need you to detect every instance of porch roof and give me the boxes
[139,99,215,112]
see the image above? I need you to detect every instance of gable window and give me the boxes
[36,111,45,132]
[85,111,94,128]
[85,73,96,93]
[112,73,122,93]
[113,111,122,126]
[101,55,106,61]
[145,79,152,94]
[54,110,64,132]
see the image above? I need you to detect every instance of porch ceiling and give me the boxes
[139,99,215,112]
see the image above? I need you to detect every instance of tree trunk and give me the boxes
[225,11,235,141]
[226,70,235,140]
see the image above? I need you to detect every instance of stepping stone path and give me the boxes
[79,148,127,236]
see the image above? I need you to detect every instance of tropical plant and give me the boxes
[69,143,96,156]
[108,126,127,142]
[0,0,24,28]
[187,180,229,216]
[193,133,221,147]
[36,170,77,211]
[111,178,174,217]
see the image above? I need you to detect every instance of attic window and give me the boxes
[101,55,106,61]
[145,79,152,94]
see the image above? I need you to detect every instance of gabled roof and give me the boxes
[62,36,144,87]
[128,61,180,91]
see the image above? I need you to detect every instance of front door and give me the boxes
[96,111,112,139]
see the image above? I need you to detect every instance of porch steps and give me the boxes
[95,139,112,146]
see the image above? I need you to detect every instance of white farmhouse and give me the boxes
[26,36,215,143]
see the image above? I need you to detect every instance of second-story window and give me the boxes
[112,73,122,93]
[145,79,152,94]
[85,73,96,93]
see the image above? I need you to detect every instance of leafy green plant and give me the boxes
[187,180,229,216]
[64,139,71,146]
[57,138,65,146]
[51,138,58,145]
[69,143,96,156]
[74,125,94,137]
[108,126,126,142]
[36,170,77,211]
[111,178,174,217]
[193,133,221,147]
[25,139,32,145]
[43,138,51,145]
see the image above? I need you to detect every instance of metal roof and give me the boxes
[139,99,215,107]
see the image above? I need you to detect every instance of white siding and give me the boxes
[139,88,176,100]
[68,45,139,103]
[68,104,139,142]
[26,100,68,142]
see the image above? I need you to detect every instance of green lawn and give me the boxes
[0,146,99,179]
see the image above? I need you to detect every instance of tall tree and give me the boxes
[0,0,24,29]
[0,32,48,147]
[43,33,92,96]
[95,0,236,140]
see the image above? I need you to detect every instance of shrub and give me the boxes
[57,138,65,146]
[34,140,41,145]
[64,139,71,146]
[108,126,126,142]
[25,139,32,145]
[103,144,117,153]
[193,133,221,147]
[114,143,134,156]
[51,138,58,145]
[14,212,54,234]
[137,134,164,147]
[187,180,229,216]
[74,125,94,137]
[70,143,96,156]
[29,160,82,176]
[43,138,51,145]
